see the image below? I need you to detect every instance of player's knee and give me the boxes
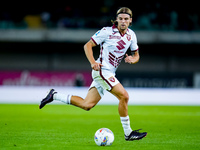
[124,94,129,103]
[120,92,129,103]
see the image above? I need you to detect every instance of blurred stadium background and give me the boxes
[0,1,200,104]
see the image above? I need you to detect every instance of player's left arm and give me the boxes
[124,50,140,64]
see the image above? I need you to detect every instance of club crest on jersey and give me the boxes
[126,35,131,41]
[109,76,115,82]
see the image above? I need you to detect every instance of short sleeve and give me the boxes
[91,27,108,45]
[130,32,139,51]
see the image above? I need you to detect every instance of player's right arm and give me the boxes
[84,40,103,71]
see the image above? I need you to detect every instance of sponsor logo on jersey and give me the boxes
[114,50,124,53]
[109,35,121,39]
[116,40,126,50]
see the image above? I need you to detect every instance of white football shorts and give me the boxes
[89,69,119,97]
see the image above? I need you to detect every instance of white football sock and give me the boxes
[120,115,132,136]
[53,93,72,104]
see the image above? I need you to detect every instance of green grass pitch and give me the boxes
[0,104,200,150]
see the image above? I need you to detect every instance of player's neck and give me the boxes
[117,27,127,36]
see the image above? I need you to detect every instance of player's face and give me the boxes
[116,14,132,31]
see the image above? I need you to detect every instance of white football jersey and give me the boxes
[91,25,138,73]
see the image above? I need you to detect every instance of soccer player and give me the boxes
[39,7,147,141]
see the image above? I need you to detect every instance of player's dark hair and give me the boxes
[111,20,118,26]
[111,7,132,26]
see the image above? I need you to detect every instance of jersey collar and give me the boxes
[112,24,130,36]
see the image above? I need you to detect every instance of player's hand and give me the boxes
[125,54,139,64]
[91,62,103,71]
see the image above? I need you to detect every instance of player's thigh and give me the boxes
[109,83,129,101]
[84,87,101,106]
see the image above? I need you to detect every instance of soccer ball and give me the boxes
[94,128,114,146]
